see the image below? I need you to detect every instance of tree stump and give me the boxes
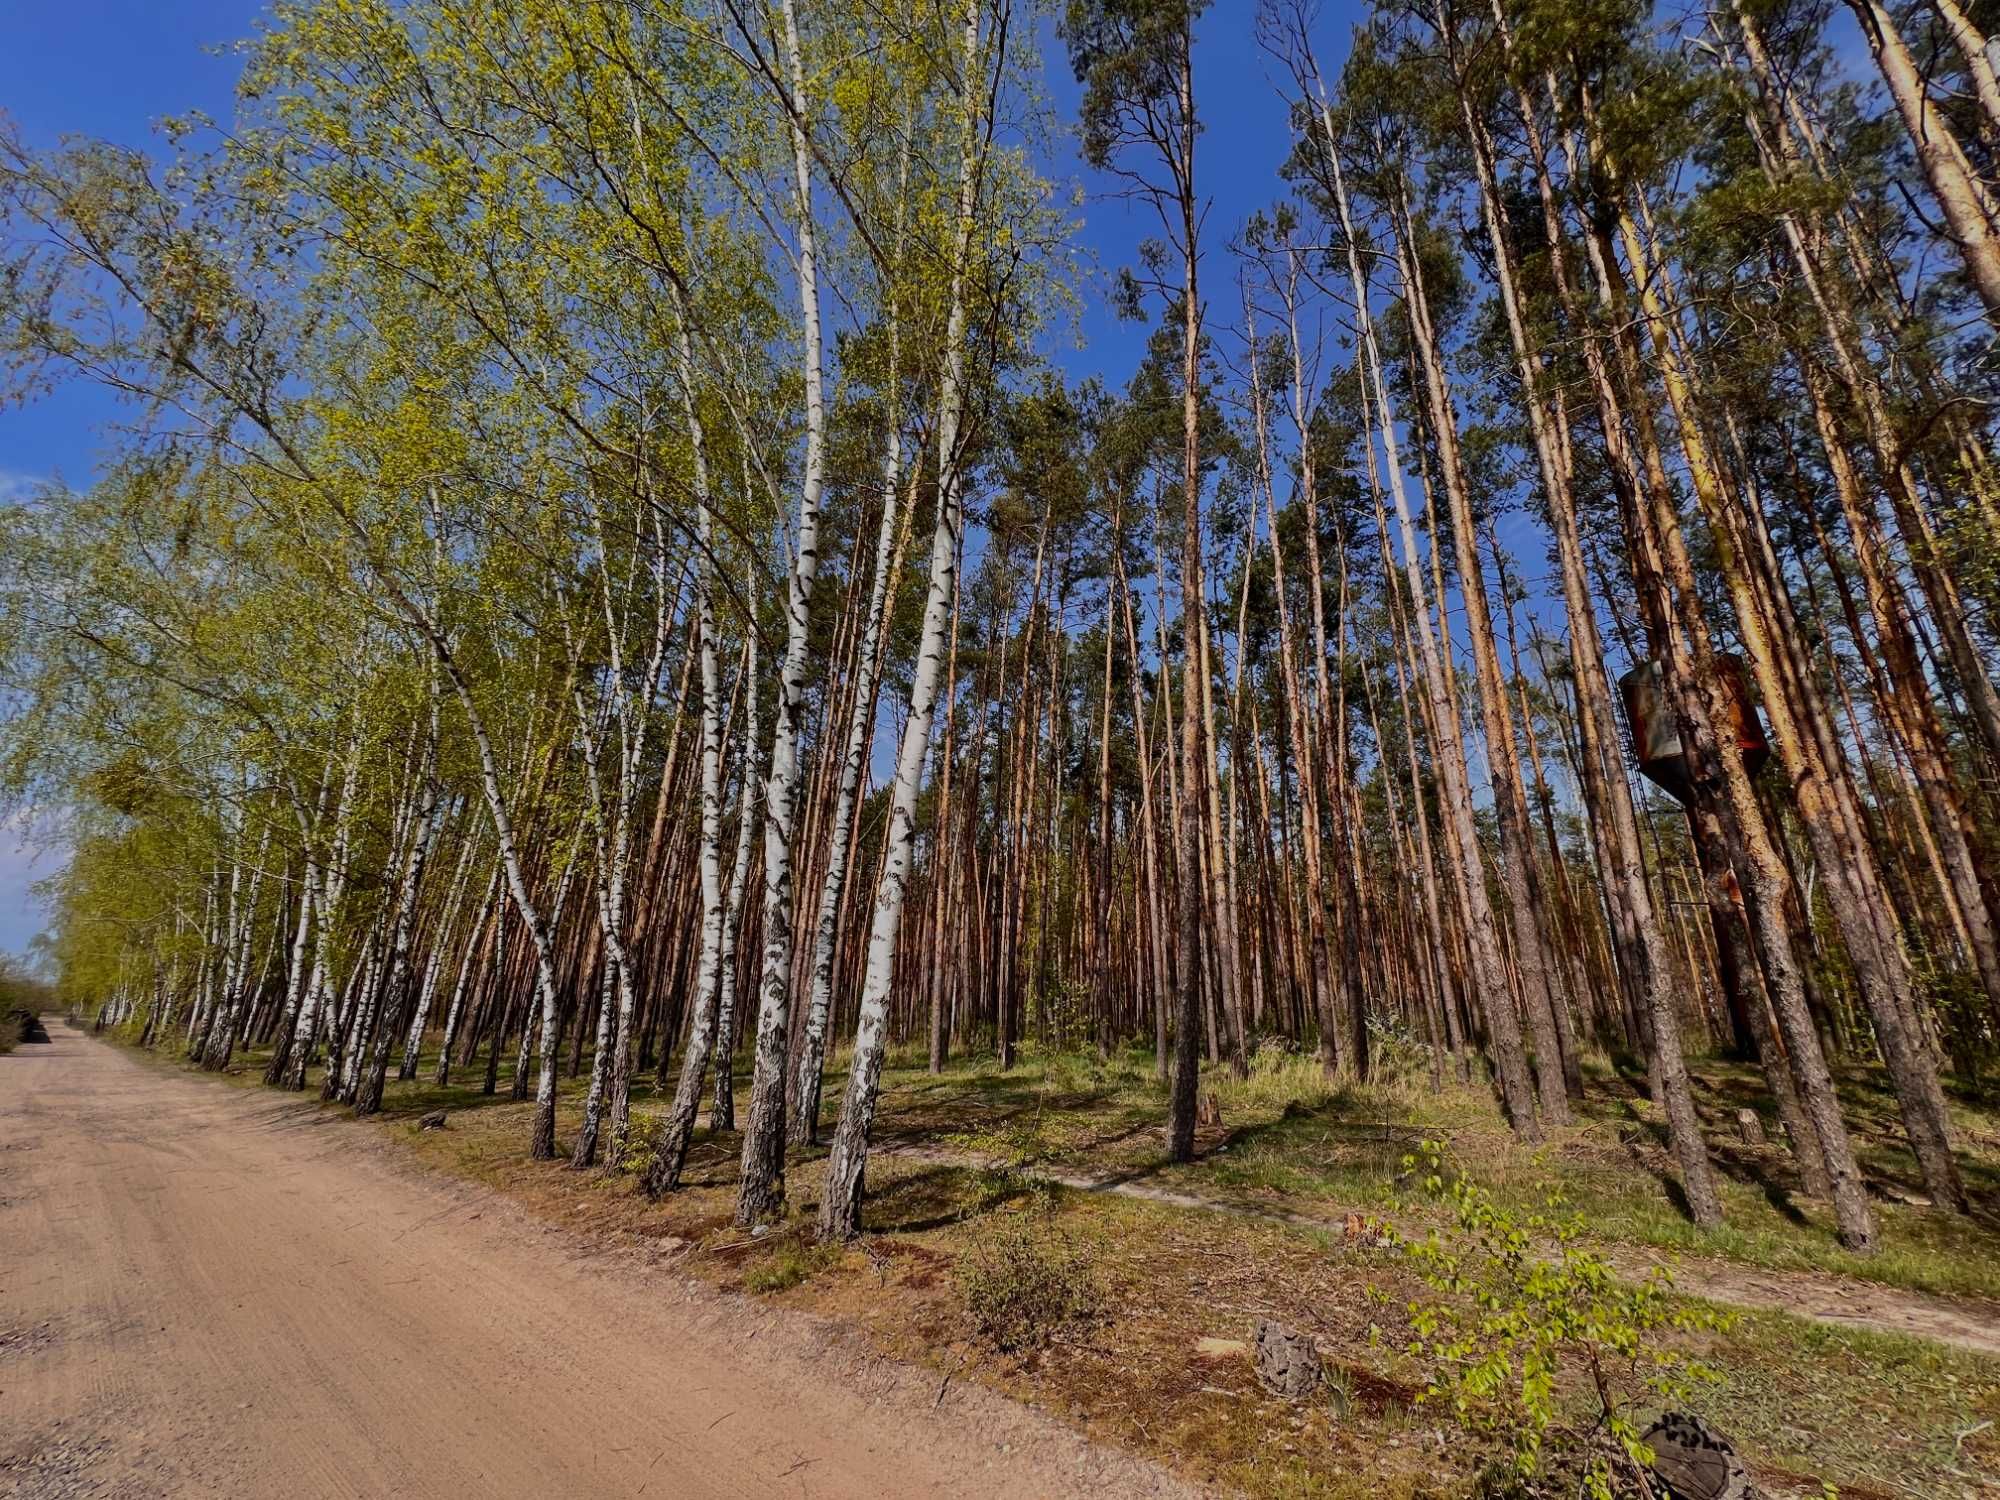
[1341,1211,1390,1249]
[1252,1319,1320,1398]
[1733,1108,1765,1147]
[1640,1412,1755,1500]
[1197,1090,1222,1129]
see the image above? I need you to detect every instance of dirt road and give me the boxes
[0,1024,1197,1500]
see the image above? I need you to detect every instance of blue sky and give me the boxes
[2,2,263,953]
[0,0,255,478]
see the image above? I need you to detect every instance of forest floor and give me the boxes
[872,1042,2000,1343]
[62,1025,2000,1499]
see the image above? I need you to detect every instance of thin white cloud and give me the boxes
[0,840,56,955]
[0,809,62,956]
[0,470,49,505]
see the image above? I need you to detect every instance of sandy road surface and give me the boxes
[0,1024,1199,1500]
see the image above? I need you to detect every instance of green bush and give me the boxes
[618,1111,667,1176]
[955,1212,1101,1353]
[1396,1140,1727,1499]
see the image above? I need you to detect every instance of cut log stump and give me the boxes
[1640,1412,1757,1500]
[1252,1319,1320,1399]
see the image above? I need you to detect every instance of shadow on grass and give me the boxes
[1588,1052,2000,1227]
[859,1161,1037,1235]
[1210,1089,1431,1172]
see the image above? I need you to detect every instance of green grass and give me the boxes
[855,1038,2000,1304]
[1697,1310,1997,1496]
[742,1231,842,1294]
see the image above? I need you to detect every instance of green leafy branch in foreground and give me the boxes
[1396,1140,1729,1498]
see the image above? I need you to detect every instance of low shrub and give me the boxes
[1396,1140,1727,1498]
[618,1111,667,1176]
[1364,1013,1438,1088]
[955,1212,1101,1353]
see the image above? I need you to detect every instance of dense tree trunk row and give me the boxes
[11,0,2000,1253]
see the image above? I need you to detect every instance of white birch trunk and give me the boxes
[263,753,335,1084]
[402,817,475,1080]
[435,862,501,1087]
[711,624,761,1131]
[191,837,244,1060]
[819,0,983,1239]
[791,118,915,1145]
[286,733,361,1090]
[601,514,677,1168]
[645,286,733,1197]
[185,883,218,1050]
[358,698,443,1116]
[439,648,567,1158]
[736,0,831,1225]
[202,820,269,1072]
